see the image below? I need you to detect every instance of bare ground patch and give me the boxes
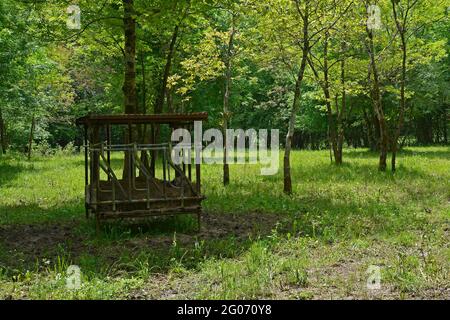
[126,240,450,300]
[0,212,286,270]
[2,213,447,300]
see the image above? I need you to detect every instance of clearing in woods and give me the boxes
[0,147,449,299]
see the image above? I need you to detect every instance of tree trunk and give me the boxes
[416,115,433,144]
[140,51,147,115]
[139,51,152,177]
[307,32,343,165]
[284,10,309,194]
[391,1,408,173]
[322,33,339,164]
[155,25,179,115]
[363,106,377,150]
[150,25,179,176]
[223,16,236,186]
[336,54,347,165]
[122,0,138,179]
[123,0,137,115]
[27,115,35,160]
[167,87,175,113]
[366,27,388,171]
[391,39,406,172]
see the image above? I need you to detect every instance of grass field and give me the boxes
[0,147,449,300]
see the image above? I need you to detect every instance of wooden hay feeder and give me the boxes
[76,113,208,230]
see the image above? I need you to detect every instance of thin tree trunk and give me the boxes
[223,15,236,186]
[284,71,304,193]
[363,106,375,150]
[27,115,35,160]
[328,126,333,163]
[155,25,179,114]
[139,51,151,177]
[284,9,309,194]
[122,0,138,179]
[123,0,137,114]
[391,0,409,173]
[167,87,175,113]
[322,33,339,164]
[366,26,388,171]
[307,32,340,165]
[150,25,179,176]
[336,54,347,165]
[140,51,147,115]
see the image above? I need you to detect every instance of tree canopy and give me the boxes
[0,0,448,175]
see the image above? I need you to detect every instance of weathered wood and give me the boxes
[98,206,201,220]
[76,113,208,126]
[78,113,207,231]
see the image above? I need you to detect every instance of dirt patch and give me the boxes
[301,258,400,300]
[0,222,92,268]
[0,212,287,270]
[202,212,285,238]
[119,211,287,252]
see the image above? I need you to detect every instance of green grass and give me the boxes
[0,146,449,299]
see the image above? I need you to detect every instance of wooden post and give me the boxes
[107,124,111,181]
[188,123,192,181]
[196,163,201,194]
[150,124,156,178]
[92,125,100,185]
[90,125,100,218]
[128,123,133,201]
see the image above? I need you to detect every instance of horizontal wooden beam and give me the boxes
[98,206,202,220]
[76,112,208,126]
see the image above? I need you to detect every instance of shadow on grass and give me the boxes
[395,148,450,160]
[0,162,40,186]
[0,148,446,283]
[0,200,289,279]
[0,183,430,281]
[255,160,438,190]
[344,147,450,160]
[0,201,84,225]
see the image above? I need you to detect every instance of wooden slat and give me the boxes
[76,112,208,126]
[98,206,202,220]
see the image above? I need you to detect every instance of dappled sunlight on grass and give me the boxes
[0,147,449,299]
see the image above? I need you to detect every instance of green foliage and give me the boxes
[0,0,449,301]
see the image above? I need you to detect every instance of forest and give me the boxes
[0,0,449,301]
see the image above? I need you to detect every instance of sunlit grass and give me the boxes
[0,146,449,299]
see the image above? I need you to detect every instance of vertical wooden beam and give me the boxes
[188,123,192,181]
[150,124,156,178]
[195,163,201,194]
[106,124,111,179]
[195,122,201,194]
[92,125,100,185]
[90,125,100,217]
[128,123,133,201]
